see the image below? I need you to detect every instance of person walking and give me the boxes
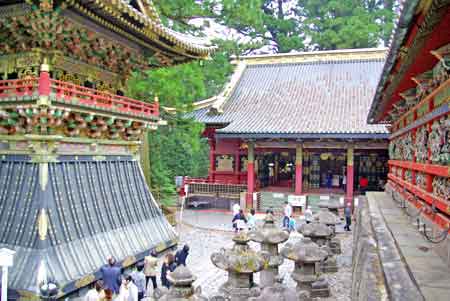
[160,253,176,289]
[344,202,352,231]
[131,263,146,300]
[175,244,190,266]
[232,209,247,232]
[84,280,104,301]
[283,201,292,229]
[144,250,158,291]
[247,208,257,230]
[304,206,313,224]
[100,257,121,295]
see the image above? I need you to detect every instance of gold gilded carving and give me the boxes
[75,274,96,289]
[17,290,40,301]
[122,256,137,267]
[37,209,49,241]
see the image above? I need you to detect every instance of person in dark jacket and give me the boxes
[232,209,247,232]
[344,202,352,231]
[160,253,176,288]
[175,244,190,266]
[100,257,121,294]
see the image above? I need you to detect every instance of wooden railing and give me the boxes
[0,78,38,98]
[0,78,159,118]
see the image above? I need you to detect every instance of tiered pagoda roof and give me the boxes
[193,48,389,139]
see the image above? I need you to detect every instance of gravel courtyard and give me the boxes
[173,210,353,300]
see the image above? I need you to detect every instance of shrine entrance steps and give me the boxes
[359,192,450,300]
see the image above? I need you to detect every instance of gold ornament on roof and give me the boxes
[37,208,49,241]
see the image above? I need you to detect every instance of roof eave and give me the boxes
[368,0,422,124]
[215,132,390,139]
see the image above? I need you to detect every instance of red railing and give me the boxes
[0,78,38,98]
[0,78,159,118]
[50,79,159,118]
[184,176,246,185]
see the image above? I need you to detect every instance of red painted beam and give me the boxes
[388,160,449,178]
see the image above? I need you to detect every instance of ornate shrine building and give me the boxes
[189,49,389,209]
[0,0,214,298]
[368,0,450,247]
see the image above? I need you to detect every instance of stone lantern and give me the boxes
[249,213,289,287]
[211,233,269,301]
[280,237,330,298]
[155,265,208,301]
[314,208,341,254]
[298,223,338,273]
[317,197,344,215]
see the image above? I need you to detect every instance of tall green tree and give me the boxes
[297,0,395,50]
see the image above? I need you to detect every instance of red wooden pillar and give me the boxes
[346,146,354,202]
[208,138,215,182]
[295,143,303,195]
[246,141,255,208]
[38,63,51,97]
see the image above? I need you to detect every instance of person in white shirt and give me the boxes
[232,203,240,216]
[84,281,103,301]
[117,275,138,301]
[283,201,292,229]
[304,206,313,224]
[247,208,257,230]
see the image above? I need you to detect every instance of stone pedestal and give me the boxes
[281,237,330,298]
[317,198,344,216]
[314,208,342,254]
[155,266,207,301]
[211,233,269,301]
[249,213,289,287]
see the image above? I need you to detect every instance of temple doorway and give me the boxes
[257,151,295,190]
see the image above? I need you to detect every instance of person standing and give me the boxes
[84,280,103,301]
[344,202,352,231]
[131,263,146,300]
[247,208,257,230]
[232,209,247,232]
[304,206,313,224]
[175,244,190,266]
[359,176,368,194]
[160,253,176,289]
[283,201,292,229]
[117,275,138,301]
[100,257,121,295]
[342,174,347,191]
[144,250,158,291]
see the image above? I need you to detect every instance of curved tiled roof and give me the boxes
[67,0,215,58]
[193,49,389,138]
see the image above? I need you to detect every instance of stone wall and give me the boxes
[351,198,388,301]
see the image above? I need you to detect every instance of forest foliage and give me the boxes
[128,0,396,204]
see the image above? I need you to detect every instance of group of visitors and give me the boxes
[231,199,354,233]
[231,203,257,232]
[91,245,190,301]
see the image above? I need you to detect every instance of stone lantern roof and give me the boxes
[298,222,333,238]
[314,208,341,225]
[211,233,269,274]
[249,214,289,244]
[281,237,328,263]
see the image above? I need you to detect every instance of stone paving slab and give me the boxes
[368,192,450,301]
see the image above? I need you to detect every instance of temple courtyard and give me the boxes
[140,208,354,300]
